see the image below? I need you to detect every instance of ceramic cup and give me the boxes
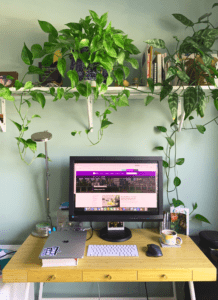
[161,229,183,246]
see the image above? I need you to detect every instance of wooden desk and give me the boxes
[2,229,216,299]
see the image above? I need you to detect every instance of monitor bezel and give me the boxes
[69,156,163,222]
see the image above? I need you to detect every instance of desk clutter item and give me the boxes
[87,244,139,257]
[161,229,183,246]
[159,238,181,248]
[39,230,87,267]
[31,222,51,238]
[170,206,189,235]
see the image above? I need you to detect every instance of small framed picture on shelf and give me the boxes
[0,72,18,87]
[170,206,189,235]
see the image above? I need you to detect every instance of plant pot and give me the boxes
[70,47,108,83]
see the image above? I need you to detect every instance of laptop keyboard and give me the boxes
[87,244,139,257]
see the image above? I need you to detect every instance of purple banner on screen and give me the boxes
[76,171,155,177]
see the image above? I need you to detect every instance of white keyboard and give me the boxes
[87,244,139,257]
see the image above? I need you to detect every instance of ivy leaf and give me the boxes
[23,81,34,90]
[57,57,66,77]
[113,34,125,49]
[160,84,173,101]
[154,146,164,150]
[193,203,198,210]
[163,160,169,168]
[144,95,154,106]
[189,116,194,120]
[177,70,190,84]
[67,69,79,88]
[172,198,185,207]
[31,44,44,59]
[195,214,210,224]
[212,3,218,8]
[147,78,154,93]
[38,20,58,38]
[36,93,46,108]
[31,114,41,118]
[156,126,167,132]
[125,58,139,69]
[166,137,174,147]
[101,120,113,129]
[117,94,129,107]
[26,139,37,152]
[37,153,52,161]
[172,14,194,27]
[11,120,22,131]
[21,43,33,65]
[184,87,197,119]
[174,177,181,187]
[168,93,178,120]
[145,39,166,49]
[176,158,185,165]
[196,125,206,134]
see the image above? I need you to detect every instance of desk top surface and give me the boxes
[3,228,215,271]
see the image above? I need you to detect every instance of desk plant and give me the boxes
[140,3,218,223]
[0,10,140,164]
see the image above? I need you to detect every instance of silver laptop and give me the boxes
[39,230,87,260]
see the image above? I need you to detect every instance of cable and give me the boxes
[97,282,101,299]
[0,251,17,259]
[86,222,94,241]
[144,282,149,300]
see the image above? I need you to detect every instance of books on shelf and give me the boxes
[170,206,189,235]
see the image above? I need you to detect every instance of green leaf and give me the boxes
[144,95,154,106]
[196,125,206,134]
[36,93,46,108]
[99,12,108,28]
[57,87,64,99]
[117,94,129,107]
[101,119,113,129]
[177,70,190,84]
[113,34,125,49]
[172,14,194,27]
[15,80,23,90]
[21,43,33,65]
[41,54,54,67]
[71,131,77,136]
[172,199,185,207]
[0,88,14,101]
[100,83,108,94]
[156,126,167,132]
[38,20,58,38]
[114,68,124,85]
[154,146,164,150]
[67,69,79,88]
[160,84,173,101]
[57,58,66,77]
[89,10,100,24]
[76,82,92,97]
[212,3,218,8]
[168,93,178,120]
[147,78,154,93]
[23,81,34,90]
[122,66,130,79]
[25,100,31,108]
[195,214,210,224]
[26,139,37,152]
[184,87,197,119]
[163,160,169,168]
[64,92,75,100]
[37,153,52,161]
[11,120,22,131]
[31,44,44,59]
[117,51,126,65]
[31,114,41,118]
[106,76,113,86]
[166,137,174,147]
[96,73,105,85]
[145,39,166,49]
[15,137,28,147]
[189,116,194,120]
[125,58,139,69]
[193,203,198,210]
[28,65,45,75]
[50,87,55,96]
[176,158,185,165]
[174,176,181,187]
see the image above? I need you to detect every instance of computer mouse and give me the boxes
[146,244,163,257]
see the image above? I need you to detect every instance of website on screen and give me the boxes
[74,163,158,212]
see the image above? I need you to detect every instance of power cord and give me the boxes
[144,282,149,300]
[97,282,101,299]
[0,251,17,259]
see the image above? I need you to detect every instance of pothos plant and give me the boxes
[138,3,218,223]
[0,9,140,164]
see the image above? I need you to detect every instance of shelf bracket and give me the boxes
[0,98,6,132]
[87,93,93,132]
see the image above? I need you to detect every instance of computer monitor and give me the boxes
[69,156,163,242]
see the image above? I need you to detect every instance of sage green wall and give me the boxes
[0,0,217,299]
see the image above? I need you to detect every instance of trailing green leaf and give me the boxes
[168,93,178,120]
[184,87,197,119]
[172,14,194,27]
[196,125,206,134]
[166,137,174,147]
[157,126,167,132]
[145,39,166,49]
[195,214,210,224]
[174,176,181,187]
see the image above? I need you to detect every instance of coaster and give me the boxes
[159,238,181,248]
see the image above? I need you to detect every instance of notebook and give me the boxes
[39,230,87,267]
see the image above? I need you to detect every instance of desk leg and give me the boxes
[188,281,196,300]
[38,282,44,300]
[24,282,31,300]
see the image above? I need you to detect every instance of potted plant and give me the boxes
[0,10,140,164]
[140,3,218,224]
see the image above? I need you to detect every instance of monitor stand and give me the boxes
[100,222,132,242]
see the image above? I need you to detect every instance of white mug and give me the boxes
[161,229,182,246]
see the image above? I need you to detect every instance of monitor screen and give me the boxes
[69,156,163,223]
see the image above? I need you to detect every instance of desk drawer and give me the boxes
[138,270,192,282]
[28,270,82,282]
[83,270,137,282]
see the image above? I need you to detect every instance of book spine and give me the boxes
[161,54,165,82]
[149,46,153,80]
[147,53,150,87]
[157,54,162,83]
[153,62,157,84]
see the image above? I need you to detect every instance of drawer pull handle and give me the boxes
[161,274,167,279]
[105,275,112,280]
[47,275,56,281]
